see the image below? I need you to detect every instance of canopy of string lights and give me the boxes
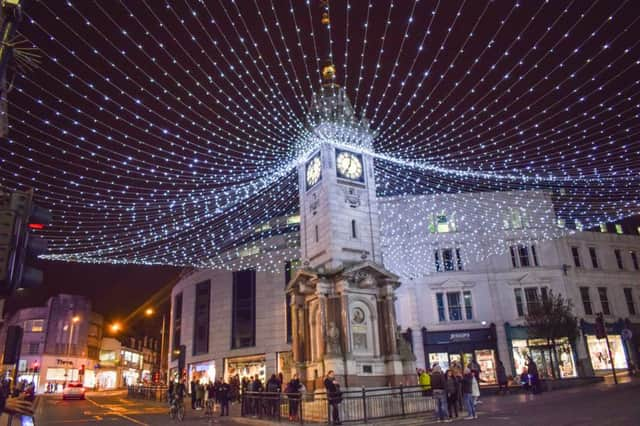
[2,1,639,270]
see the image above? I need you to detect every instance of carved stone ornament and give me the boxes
[344,187,361,208]
[352,270,376,288]
[326,321,342,355]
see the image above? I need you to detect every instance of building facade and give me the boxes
[168,189,640,386]
[0,294,104,392]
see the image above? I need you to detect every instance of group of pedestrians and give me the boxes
[242,372,306,421]
[418,360,484,422]
[168,376,233,417]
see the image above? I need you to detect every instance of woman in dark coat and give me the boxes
[445,369,459,419]
[285,374,302,421]
[497,360,509,394]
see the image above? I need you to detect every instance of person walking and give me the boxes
[462,368,477,420]
[445,369,459,419]
[324,370,342,425]
[418,369,432,396]
[190,378,197,410]
[430,365,450,422]
[218,380,231,417]
[196,382,204,409]
[527,356,540,394]
[496,360,509,395]
[266,374,281,417]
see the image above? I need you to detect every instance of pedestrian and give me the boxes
[196,382,204,409]
[285,373,302,421]
[219,380,231,417]
[418,368,431,396]
[324,370,342,425]
[496,360,509,395]
[266,374,281,417]
[430,365,450,422]
[190,378,197,410]
[471,373,480,407]
[527,357,540,394]
[462,368,477,419]
[445,369,459,419]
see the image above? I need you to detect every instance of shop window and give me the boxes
[512,338,576,379]
[514,288,525,317]
[598,287,611,315]
[631,251,639,271]
[587,335,628,370]
[193,280,211,356]
[429,353,450,371]
[589,247,599,269]
[614,249,623,270]
[436,293,446,322]
[624,288,636,316]
[232,269,256,349]
[172,292,183,357]
[580,287,593,315]
[571,246,581,267]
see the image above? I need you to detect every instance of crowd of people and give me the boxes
[242,373,306,421]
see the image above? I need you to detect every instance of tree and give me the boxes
[525,290,579,379]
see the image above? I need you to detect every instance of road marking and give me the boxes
[85,396,149,426]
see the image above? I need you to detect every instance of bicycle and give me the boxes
[169,396,185,422]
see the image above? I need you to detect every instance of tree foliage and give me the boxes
[525,290,579,343]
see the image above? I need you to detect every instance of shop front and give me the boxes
[505,324,577,379]
[188,360,216,385]
[122,368,140,386]
[422,327,498,384]
[581,319,629,373]
[96,369,118,389]
[224,354,265,383]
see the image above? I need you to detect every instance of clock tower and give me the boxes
[297,85,382,271]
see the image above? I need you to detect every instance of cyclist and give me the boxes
[169,379,187,421]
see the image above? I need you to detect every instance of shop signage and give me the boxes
[56,359,74,367]
[424,328,493,346]
[449,332,471,342]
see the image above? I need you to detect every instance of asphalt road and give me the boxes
[33,391,241,426]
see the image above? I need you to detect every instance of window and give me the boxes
[614,249,623,270]
[463,290,473,320]
[232,269,256,349]
[589,247,599,268]
[434,248,463,272]
[28,343,39,355]
[503,208,529,230]
[571,247,581,267]
[514,288,524,317]
[436,291,473,322]
[24,319,44,333]
[172,293,183,355]
[518,246,530,267]
[540,287,549,303]
[510,246,518,268]
[599,223,607,233]
[524,287,539,313]
[631,251,639,270]
[429,213,457,233]
[351,220,357,238]
[615,224,623,234]
[193,280,211,356]
[531,245,539,266]
[624,288,636,316]
[580,287,593,315]
[447,293,462,321]
[443,249,454,271]
[436,293,446,322]
[598,287,611,315]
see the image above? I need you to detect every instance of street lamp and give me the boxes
[67,316,81,357]
[110,322,122,333]
[144,307,167,384]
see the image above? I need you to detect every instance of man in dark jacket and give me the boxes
[219,380,231,416]
[430,365,450,422]
[324,370,342,425]
[190,378,197,410]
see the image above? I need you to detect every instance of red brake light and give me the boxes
[29,223,45,230]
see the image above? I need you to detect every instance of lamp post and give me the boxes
[67,316,80,357]
[145,308,167,384]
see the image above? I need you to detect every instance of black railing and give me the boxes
[126,385,168,402]
[241,386,436,424]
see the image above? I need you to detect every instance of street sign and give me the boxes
[621,328,633,341]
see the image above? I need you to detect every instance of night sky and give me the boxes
[2,1,640,317]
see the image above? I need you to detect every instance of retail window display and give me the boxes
[474,349,496,384]
[587,335,628,371]
[189,361,216,384]
[225,355,266,383]
[428,352,449,371]
[512,338,576,378]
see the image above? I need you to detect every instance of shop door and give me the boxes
[530,348,553,379]
[449,353,473,369]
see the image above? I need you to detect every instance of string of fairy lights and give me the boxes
[1,0,638,274]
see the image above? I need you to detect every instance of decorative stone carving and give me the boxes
[309,193,319,215]
[326,321,341,355]
[352,271,376,289]
[344,187,361,208]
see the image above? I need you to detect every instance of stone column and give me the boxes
[317,293,328,360]
[290,300,302,363]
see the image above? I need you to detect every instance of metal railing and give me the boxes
[126,384,168,402]
[241,385,436,424]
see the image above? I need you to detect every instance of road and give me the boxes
[30,380,640,426]
[33,391,242,426]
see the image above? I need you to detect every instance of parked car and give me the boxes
[62,383,85,400]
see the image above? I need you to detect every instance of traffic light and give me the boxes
[8,189,51,290]
[595,313,607,339]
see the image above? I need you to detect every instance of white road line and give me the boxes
[85,395,149,426]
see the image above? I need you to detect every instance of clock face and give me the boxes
[306,154,322,189]
[336,150,364,181]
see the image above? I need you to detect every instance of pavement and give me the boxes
[26,378,640,425]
